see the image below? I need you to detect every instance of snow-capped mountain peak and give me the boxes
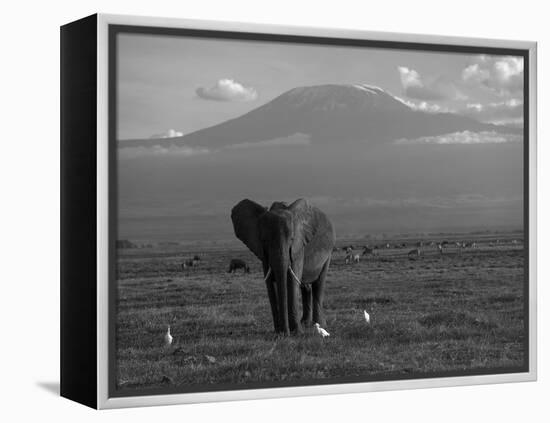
[121,83,519,149]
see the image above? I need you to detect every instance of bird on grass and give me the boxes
[164,325,173,346]
[364,310,371,324]
[314,323,330,338]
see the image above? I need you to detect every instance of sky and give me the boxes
[115,32,524,242]
[117,33,524,140]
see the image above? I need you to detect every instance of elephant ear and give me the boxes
[231,199,266,261]
[288,198,316,256]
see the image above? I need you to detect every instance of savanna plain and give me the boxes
[115,232,525,393]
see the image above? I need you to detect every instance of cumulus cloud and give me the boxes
[397,67,462,101]
[150,129,184,139]
[462,55,523,95]
[462,98,523,126]
[394,96,450,113]
[462,64,491,85]
[119,144,210,159]
[398,67,442,100]
[395,130,522,145]
[196,79,258,102]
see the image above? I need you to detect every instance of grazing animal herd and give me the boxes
[332,238,510,263]
[181,235,518,277]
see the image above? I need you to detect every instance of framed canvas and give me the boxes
[60,13,537,409]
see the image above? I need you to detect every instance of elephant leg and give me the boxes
[300,284,313,327]
[312,258,330,327]
[287,274,303,334]
[264,274,280,333]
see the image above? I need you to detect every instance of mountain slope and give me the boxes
[120,84,521,148]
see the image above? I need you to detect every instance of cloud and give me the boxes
[119,145,210,159]
[462,55,523,95]
[397,67,461,101]
[196,79,258,102]
[395,130,522,145]
[150,129,183,139]
[118,134,310,159]
[230,133,311,149]
[398,67,442,100]
[462,98,523,126]
[462,64,491,85]
[394,96,450,113]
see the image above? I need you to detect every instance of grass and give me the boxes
[115,235,525,392]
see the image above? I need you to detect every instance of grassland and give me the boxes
[115,232,526,393]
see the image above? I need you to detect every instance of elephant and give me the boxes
[231,198,335,336]
[228,258,250,274]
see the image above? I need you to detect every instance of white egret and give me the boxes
[364,310,370,324]
[314,323,330,338]
[164,325,173,346]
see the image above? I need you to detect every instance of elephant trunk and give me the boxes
[269,245,290,335]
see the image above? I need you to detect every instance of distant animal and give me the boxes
[408,248,421,258]
[362,246,376,257]
[164,325,173,347]
[342,246,354,254]
[228,258,250,273]
[385,243,391,249]
[181,258,200,270]
[437,243,444,254]
[344,251,361,264]
[363,310,370,324]
[314,323,330,338]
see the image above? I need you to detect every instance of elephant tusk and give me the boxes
[263,266,301,285]
[288,266,302,286]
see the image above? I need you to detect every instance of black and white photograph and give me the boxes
[3,0,549,418]
[112,26,528,396]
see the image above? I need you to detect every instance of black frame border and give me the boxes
[107,23,531,399]
[60,14,98,409]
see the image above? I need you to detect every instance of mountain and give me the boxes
[120,84,521,148]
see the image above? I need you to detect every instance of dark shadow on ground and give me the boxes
[36,381,60,396]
